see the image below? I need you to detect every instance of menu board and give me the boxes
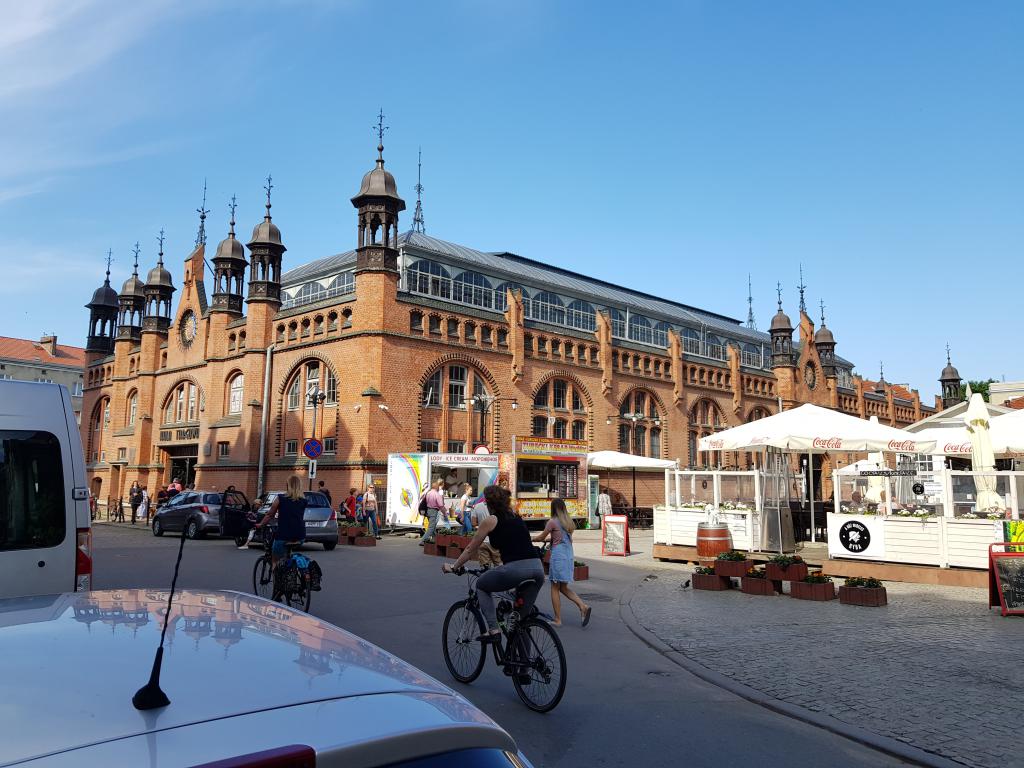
[602,514,630,557]
[989,544,1024,616]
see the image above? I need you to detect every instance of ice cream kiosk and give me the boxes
[504,436,588,522]
[386,452,499,527]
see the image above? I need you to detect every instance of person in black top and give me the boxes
[257,475,308,568]
[444,485,545,641]
[317,480,332,505]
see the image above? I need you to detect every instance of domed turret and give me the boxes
[212,196,247,315]
[86,252,119,355]
[143,230,175,334]
[814,301,837,377]
[117,243,146,341]
[352,112,405,275]
[939,346,962,409]
[247,176,286,306]
[769,284,795,368]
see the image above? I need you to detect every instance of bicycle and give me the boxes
[252,529,313,612]
[442,565,567,713]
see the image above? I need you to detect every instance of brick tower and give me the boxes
[85,256,119,358]
[246,178,285,347]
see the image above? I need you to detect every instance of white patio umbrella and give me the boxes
[964,393,1003,512]
[587,451,676,510]
[699,404,935,542]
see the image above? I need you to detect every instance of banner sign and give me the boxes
[858,470,916,477]
[827,513,886,560]
[989,543,1024,616]
[602,514,630,557]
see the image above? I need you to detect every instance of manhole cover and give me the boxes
[576,593,614,603]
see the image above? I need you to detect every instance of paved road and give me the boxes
[93,525,910,767]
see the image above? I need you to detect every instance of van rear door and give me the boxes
[0,382,81,598]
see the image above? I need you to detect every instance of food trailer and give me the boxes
[504,436,588,522]
[386,452,499,527]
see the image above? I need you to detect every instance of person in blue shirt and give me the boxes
[257,475,307,568]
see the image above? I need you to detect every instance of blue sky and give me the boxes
[1,1,1021,399]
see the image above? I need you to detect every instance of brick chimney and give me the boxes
[40,334,58,356]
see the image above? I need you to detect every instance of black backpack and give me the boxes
[418,495,429,515]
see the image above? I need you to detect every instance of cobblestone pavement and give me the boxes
[630,568,1022,768]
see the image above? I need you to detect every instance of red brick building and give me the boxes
[80,142,952,509]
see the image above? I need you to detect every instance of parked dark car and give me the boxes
[251,491,339,550]
[152,489,250,539]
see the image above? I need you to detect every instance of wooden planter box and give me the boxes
[573,565,589,581]
[436,534,452,548]
[765,562,808,582]
[693,572,730,591]
[423,542,438,556]
[839,585,888,607]
[741,577,776,596]
[336,533,349,545]
[446,546,463,560]
[353,536,376,547]
[790,581,836,601]
[714,559,753,578]
[345,526,366,539]
[450,535,472,549]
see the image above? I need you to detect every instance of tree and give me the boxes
[960,379,997,403]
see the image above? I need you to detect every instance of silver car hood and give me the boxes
[0,590,460,766]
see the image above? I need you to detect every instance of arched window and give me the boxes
[287,377,301,411]
[420,362,495,450]
[742,343,762,368]
[126,391,137,427]
[452,271,493,309]
[572,420,586,441]
[566,299,596,331]
[328,272,355,295]
[607,309,626,338]
[493,282,529,312]
[295,282,322,304]
[653,322,670,348]
[527,292,565,325]
[163,382,200,425]
[689,398,726,467]
[706,335,726,361]
[681,327,701,355]
[325,367,337,405]
[628,315,653,345]
[228,374,244,415]
[407,260,451,299]
[617,389,662,456]
[88,397,110,462]
[534,378,589,446]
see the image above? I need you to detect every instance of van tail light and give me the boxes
[75,528,93,592]
[200,505,209,514]
[329,509,336,521]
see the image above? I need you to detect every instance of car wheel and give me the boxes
[152,519,164,537]
[185,519,201,539]
[323,541,337,551]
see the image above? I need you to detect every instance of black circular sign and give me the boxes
[701,479,708,490]
[839,520,871,553]
[912,482,925,495]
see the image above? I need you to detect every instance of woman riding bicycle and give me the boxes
[442,485,544,643]
[257,475,307,568]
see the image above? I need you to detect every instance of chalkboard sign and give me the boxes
[989,543,1024,616]
[602,514,630,557]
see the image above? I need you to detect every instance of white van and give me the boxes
[0,380,92,598]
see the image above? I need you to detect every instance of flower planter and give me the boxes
[714,559,753,579]
[446,546,463,560]
[741,577,776,596]
[423,542,438,556]
[790,581,836,601]
[435,534,452,548]
[573,565,589,581]
[839,585,887,607]
[336,533,349,545]
[450,535,472,549]
[353,536,376,547]
[765,562,808,582]
[346,526,367,538]
[693,572,730,591]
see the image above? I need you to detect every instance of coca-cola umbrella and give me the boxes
[964,393,1003,512]
[698,404,936,542]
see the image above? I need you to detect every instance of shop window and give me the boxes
[420,439,440,452]
[285,440,298,455]
[447,441,466,454]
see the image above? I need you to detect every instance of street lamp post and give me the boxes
[469,393,497,450]
[307,384,326,490]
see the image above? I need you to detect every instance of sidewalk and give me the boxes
[628,564,1021,768]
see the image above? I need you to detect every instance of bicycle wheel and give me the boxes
[283,582,312,612]
[442,600,487,684]
[510,618,567,713]
[253,556,274,599]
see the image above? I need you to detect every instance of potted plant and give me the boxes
[693,565,729,591]
[765,553,808,582]
[423,541,439,556]
[741,567,776,596]
[714,550,753,578]
[790,571,836,601]
[839,576,887,607]
[573,559,589,581]
[435,527,455,548]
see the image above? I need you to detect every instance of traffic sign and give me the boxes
[303,438,323,460]
[308,459,317,478]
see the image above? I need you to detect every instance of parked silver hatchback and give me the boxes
[152,489,251,540]
[255,491,339,550]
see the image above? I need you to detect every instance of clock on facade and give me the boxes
[804,363,817,390]
[179,310,198,348]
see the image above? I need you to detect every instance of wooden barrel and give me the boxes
[696,523,733,568]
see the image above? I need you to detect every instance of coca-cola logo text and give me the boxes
[944,442,971,453]
[887,440,916,452]
[812,437,843,449]
[704,440,725,449]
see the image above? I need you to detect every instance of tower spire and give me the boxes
[745,274,756,329]
[819,299,826,326]
[797,264,806,313]
[412,146,425,234]
[228,194,237,237]
[776,281,783,310]
[263,174,273,220]
[132,242,140,275]
[104,249,113,284]
[195,179,208,248]
[946,342,951,365]
[157,229,165,266]
[374,109,388,164]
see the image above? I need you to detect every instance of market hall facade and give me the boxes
[80,140,955,509]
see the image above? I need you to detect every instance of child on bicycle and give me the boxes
[443,485,544,642]
[256,475,307,568]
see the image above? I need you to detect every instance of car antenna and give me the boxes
[133,528,188,710]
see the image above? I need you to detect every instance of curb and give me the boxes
[618,578,966,768]
[92,521,152,531]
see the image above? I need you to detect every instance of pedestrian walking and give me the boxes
[457,483,474,535]
[534,498,591,627]
[597,486,613,524]
[318,481,332,505]
[363,485,381,539]
[114,495,125,523]
[419,478,446,545]
[128,481,142,525]
[138,487,150,524]
[344,488,357,521]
